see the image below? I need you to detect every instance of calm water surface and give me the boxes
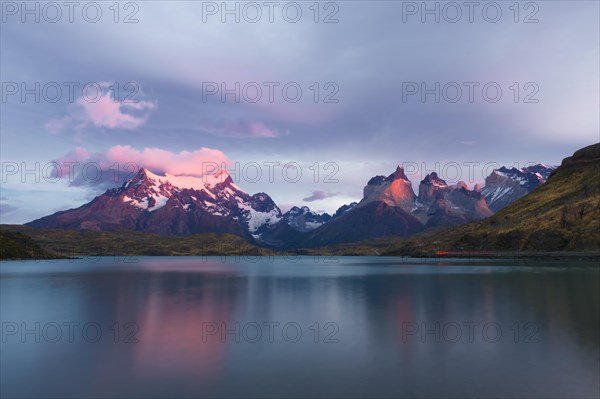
[1,257,599,398]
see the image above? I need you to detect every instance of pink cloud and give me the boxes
[44,87,157,133]
[44,116,72,134]
[77,92,156,130]
[60,147,90,163]
[76,93,156,130]
[199,119,278,138]
[53,145,232,187]
[105,145,231,176]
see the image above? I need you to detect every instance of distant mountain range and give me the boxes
[27,168,299,246]
[481,164,556,211]
[383,143,600,254]
[282,206,331,232]
[27,157,558,248]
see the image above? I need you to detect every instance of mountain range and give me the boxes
[27,159,557,248]
[481,164,556,211]
[383,143,600,254]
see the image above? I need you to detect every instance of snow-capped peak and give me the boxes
[421,172,448,187]
[481,163,557,212]
[283,205,331,232]
[131,168,237,192]
[117,167,286,240]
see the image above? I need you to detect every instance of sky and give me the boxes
[1,0,599,223]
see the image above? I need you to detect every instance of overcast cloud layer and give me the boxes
[1,1,599,223]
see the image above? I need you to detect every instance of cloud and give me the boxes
[302,190,338,202]
[199,119,278,138]
[0,199,18,216]
[105,145,231,175]
[45,87,157,133]
[59,147,90,164]
[44,116,72,134]
[52,145,232,188]
[77,93,156,130]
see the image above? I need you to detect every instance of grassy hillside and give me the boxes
[0,230,63,260]
[1,225,273,257]
[382,143,600,255]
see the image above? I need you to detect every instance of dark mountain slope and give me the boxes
[305,201,424,246]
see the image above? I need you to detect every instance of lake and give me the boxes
[1,256,599,398]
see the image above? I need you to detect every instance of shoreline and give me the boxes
[2,252,599,262]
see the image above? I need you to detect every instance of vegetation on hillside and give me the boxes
[1,226,273,258]
[0,230,63,260]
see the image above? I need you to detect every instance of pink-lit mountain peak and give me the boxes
[127,167,237,193]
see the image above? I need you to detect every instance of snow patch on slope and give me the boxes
[237,202,281,233]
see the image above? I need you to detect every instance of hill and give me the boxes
[382,143,600,255]
[0,230,63,260]
[1,225,273,258]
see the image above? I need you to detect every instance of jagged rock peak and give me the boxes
[283,205,331,232]
[455,181,469,190]
[388,166,410,182]
[333,202,358,218]
[420,171,447,185]
[368,165,411,186]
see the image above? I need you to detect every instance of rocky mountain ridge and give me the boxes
[27,161,558,247]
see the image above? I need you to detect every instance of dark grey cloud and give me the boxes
[302,190,338,203]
